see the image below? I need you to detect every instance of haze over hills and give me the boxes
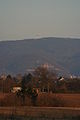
[0,37,80,76]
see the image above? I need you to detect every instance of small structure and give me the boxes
[11,87,21,93]
[32,87,41,94]
[0,74,7,80]
[59,76,64,81]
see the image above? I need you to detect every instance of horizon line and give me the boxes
[0,36,80,42]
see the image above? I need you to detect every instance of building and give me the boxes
[11,87,21,93]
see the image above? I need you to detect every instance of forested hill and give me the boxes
[0,37,80,76]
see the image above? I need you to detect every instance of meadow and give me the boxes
[0,93,80,119]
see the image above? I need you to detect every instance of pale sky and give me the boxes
[0,0,80,40]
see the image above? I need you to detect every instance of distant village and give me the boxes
[0,64,80,94]
[0,64,80,107]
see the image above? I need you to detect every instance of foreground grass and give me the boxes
[0,107,80,119]
[0,93,80,119]
[0,115,80,120]
[1,93,80,107]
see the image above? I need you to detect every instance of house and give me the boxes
[0,74,7,80]
[59,76,64,81]
[32,87,41,94]
[11,87,21,93]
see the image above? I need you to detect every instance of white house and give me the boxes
[11,87,21,93]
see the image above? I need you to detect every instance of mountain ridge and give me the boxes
[0,37,80,76]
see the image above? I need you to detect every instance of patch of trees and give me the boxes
[0,66,80,106]
[0,66,80,94]
[66,78,80,93]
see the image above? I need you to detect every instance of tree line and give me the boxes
[0,66,80,94]
[0,66,80,106]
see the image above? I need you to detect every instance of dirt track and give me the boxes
[0,106,80,118]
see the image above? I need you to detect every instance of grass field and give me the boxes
[0,93,80,119]
[0,106,80,119]
[0,93,80,107]
[37,93,80,107]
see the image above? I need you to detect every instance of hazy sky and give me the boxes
[0,0,80,40]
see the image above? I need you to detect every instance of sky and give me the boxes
[0,0,80,40]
